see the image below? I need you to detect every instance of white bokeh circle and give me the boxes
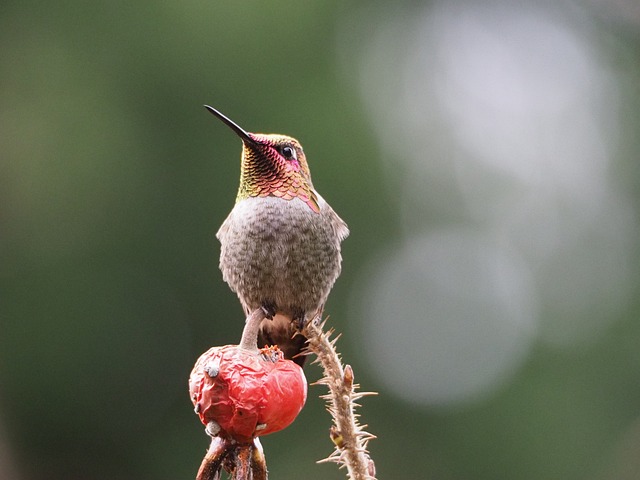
[353,229,537,407]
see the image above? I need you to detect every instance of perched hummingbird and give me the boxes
[205,106,349,365]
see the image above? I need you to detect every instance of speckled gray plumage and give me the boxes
[217,194,348,362]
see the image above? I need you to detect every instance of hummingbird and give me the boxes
[205,106,349,365]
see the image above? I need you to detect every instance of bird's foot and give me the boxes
[261,302,276,320]
[295,307,323,331]
[293,315,306,332]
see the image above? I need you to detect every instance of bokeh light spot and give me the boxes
[354,229,537,407]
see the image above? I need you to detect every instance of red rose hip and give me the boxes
[189,309,307,444]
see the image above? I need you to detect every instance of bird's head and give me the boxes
[205,106,319,213]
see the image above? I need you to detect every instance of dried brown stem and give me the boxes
[303,316,377,480]
[232,445,252,480]
[250,438,268,480]
[197,436,232,480]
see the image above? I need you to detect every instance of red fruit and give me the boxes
[189,343,307,444]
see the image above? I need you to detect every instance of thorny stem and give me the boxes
[303,316,377,480]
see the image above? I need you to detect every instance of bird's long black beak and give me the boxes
[204,105,258,145]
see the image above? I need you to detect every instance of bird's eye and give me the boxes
[281,145,297,161]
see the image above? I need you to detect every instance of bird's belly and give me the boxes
[217,197,342,317]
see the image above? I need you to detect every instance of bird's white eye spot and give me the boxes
[281,145,297,161]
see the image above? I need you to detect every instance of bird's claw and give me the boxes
[293,316,306,331]
[261,303,276,320]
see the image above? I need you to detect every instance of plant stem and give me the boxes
[232,445,252,480]
[250,438,268,480]
[303,317,377,480]
[196,436,231,480]
[238,308,267,352]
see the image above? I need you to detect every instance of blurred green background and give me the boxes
[2,1,640,479]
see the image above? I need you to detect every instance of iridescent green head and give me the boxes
[205,106,319,213]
